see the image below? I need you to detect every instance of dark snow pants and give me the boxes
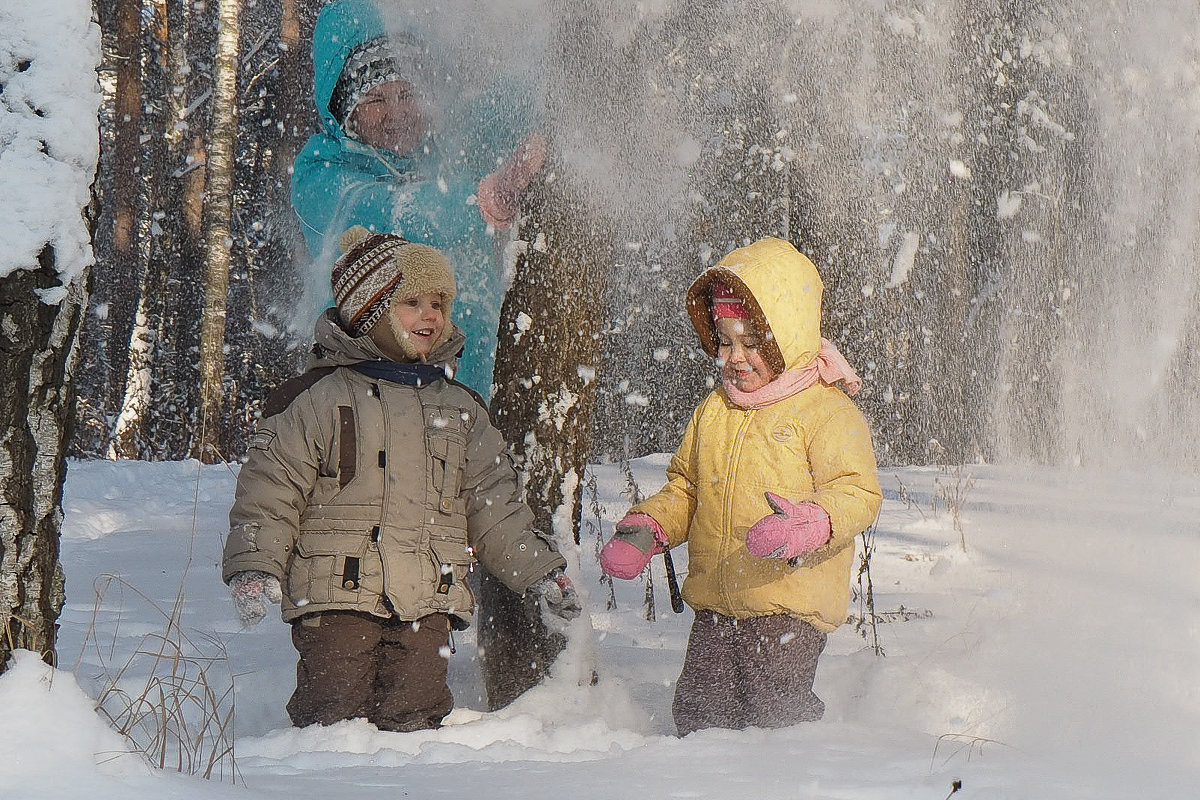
[672,611,827,736]
[286,610,454,732]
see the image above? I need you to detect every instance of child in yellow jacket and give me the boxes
[600,237,883,735]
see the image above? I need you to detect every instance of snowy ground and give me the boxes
[2,455,1199,799]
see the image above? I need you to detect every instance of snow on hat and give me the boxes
[330,33,428,130]
[710,280,750,321]
[331,225,456,338]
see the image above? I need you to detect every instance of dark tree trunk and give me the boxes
[223,0,317,457]
[73,0,144,458]
[108,0,174,460]
[156,0,215,459]
[478,161,610,710]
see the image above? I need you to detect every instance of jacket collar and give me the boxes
[348,361,446,387]
[308,308,466,374]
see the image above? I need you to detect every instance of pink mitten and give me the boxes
[477,132,548,230]
[745,493,831,560]
[600,513,667,579]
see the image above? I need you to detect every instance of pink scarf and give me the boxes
[722,338,862,409]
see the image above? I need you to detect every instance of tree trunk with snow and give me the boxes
[193,0,241,464]
[954,1,1094,465]
[0,246,89,674]
[1,0,98,678]
[477,160,611,710]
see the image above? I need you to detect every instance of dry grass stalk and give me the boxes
[934,466,976,551]
[583,469,618,611]
[931,732,1011,771]
[77,574,240,782]
[853,522,884,656]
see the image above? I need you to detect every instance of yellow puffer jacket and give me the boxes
[633,238,882,631]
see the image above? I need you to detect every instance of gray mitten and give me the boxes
[528,569,582,630]
[228,570,283,627]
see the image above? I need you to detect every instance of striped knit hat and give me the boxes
[331,225,456,338]
[330,33,430,133]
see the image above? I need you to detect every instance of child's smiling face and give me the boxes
[370,291,446,361]
[715,316,776,393]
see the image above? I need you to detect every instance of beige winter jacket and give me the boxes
[222,310,565,626]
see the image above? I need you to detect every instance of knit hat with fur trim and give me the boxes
[331,225,456,338]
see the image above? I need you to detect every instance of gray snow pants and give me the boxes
[672,610,827,736]
[286,610,453,732]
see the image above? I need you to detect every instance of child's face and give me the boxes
[348,80,429,155]
[715,317,776,392]
[370,291,446,361]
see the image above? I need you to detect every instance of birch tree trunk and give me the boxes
[0,247,89,673]
[193,0,241,463]
[1,0,97,677]
[107,303,156,459]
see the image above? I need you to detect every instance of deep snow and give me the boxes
[2,457,1198,800]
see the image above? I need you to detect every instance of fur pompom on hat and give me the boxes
[331,225,456,338]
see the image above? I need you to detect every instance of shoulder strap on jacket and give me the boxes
[261,366,339,419]
[447,378,491,419]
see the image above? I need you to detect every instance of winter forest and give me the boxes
[67,0,1200,472]
[3,0,1200,798]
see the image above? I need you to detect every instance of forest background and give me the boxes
[74,0,1200,478]
[3,0,1200,774]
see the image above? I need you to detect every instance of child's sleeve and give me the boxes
[460,410,565,593]
[807,402,884,548]
[630,405,702,549]
[221,393,327,584]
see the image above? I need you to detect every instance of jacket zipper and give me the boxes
[719,408,755,609]
[374,379,391,606]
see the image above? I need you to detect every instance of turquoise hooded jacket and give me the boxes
[291,0,532,399]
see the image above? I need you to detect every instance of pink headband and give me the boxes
[710,281,750,321]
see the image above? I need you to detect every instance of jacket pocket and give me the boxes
[427,428,467,516]
[289,531,372,606]
[428,536,475,612]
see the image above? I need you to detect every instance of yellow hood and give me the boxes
[686,237,823,375]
